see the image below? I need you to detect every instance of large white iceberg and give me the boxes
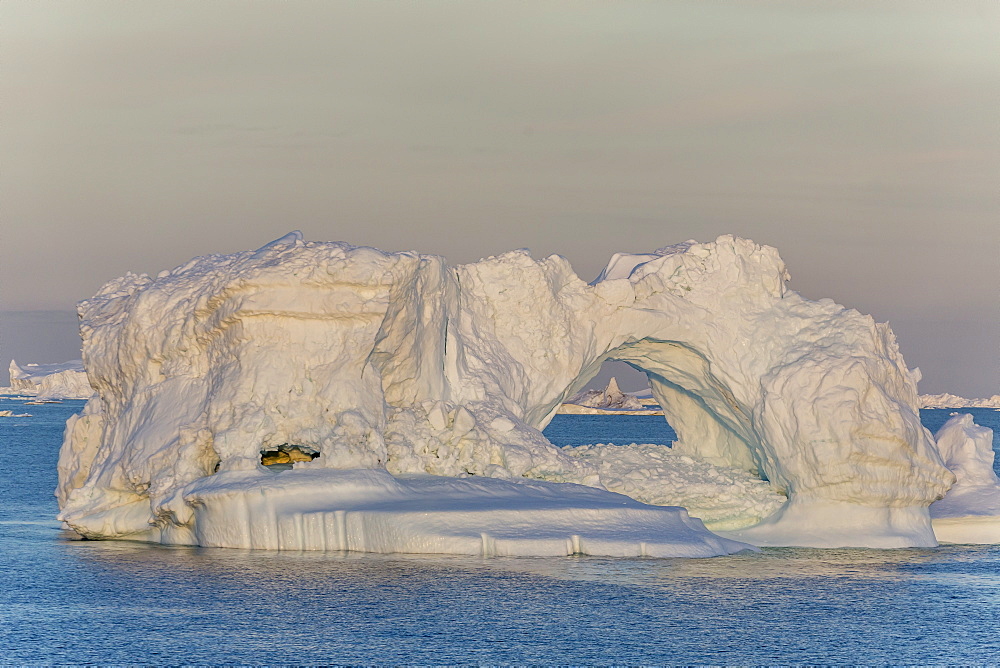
[5,360,93,399]
[57,233,957,552]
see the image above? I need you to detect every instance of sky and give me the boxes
[1,1,997,395]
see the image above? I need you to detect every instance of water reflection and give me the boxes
[40,537,1000,663]
[62,537,979,587]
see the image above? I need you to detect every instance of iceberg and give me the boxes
[567,377,645,411]
[57,233,957,552]
[561,443,786,531]
[929,413,1000,543]
[919,393,1000,409]
[558,378,663,415]
[4,360,93,400]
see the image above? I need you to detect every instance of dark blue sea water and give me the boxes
[544,413,678,447]
[2,396,999,664]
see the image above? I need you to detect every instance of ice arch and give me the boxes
[608,341,761,474]
[57,234,954,549]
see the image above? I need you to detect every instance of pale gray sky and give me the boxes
[1,1,997,394]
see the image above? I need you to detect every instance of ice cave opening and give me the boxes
[614,340,762,473]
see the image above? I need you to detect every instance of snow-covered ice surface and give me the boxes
[930,413,1000,544]
[561,443,785,531]
[58,233,956,552]
[4,360,93,400]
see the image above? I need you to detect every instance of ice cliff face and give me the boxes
[6,360,92,399]
[57,233,955,549]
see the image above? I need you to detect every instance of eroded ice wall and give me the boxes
[58,233,955,548]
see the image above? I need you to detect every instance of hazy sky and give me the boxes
[1,1,997,395]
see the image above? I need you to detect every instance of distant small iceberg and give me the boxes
[558,378,663,415]
[930,413,1000,544]
[2,360,94,400]
[919,393,1000,409]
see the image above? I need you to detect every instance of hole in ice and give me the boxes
[545,362,677,448]
[260,444,320,470]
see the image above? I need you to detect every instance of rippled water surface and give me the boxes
[2,398,999,664]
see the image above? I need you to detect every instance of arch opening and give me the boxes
[541,338,769,480]
[605,339,765,478]
[539,341,786,532]
[543,360,677,448]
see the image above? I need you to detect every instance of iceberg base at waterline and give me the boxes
[718,496,939,548]
[60,469,754,558]
[718,412,999,548]
[932,495,1000,545]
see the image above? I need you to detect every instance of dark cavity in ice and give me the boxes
[260,444,320,470]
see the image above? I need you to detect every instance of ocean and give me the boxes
[2,397,999,664]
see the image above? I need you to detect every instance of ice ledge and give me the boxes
[931,515,1000,545]
[62,469,754,558]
